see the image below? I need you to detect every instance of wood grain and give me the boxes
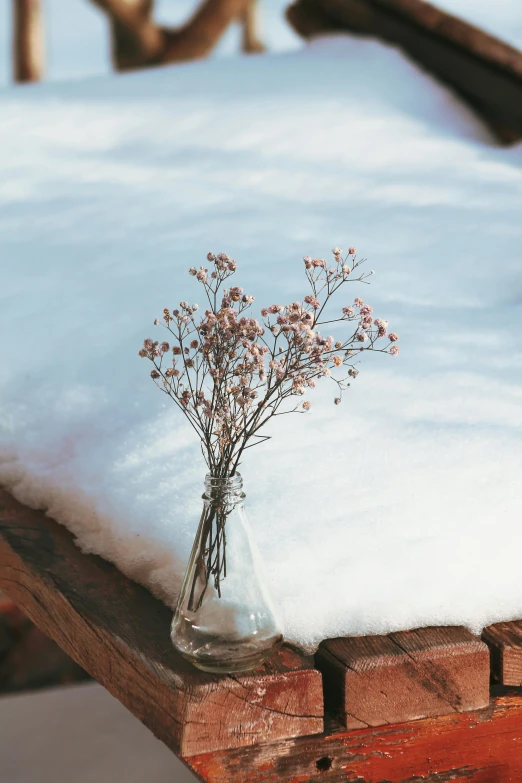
[286,0,522,143]
[483,621,522,686]
[316,626,490,729]
[188,689,522,782]
[0,490,323,756]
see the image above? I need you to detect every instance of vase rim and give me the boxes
[204,472,242,488]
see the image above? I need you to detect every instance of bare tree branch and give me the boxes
[12,0,45,82]
[240,0,265,54]
[88,0,264,71]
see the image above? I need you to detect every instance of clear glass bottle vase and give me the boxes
[171,473,283,673]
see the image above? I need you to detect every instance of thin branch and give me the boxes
[12,0,44,83]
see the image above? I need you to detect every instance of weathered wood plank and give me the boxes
[0,490,323,757]
[188,689,522,783]
[483,620,522,686]
[286,0,522,143]
[316,626,490,729]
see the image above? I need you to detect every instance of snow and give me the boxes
[435,0,522,51]
[1,35,522,652]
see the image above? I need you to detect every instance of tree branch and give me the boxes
[12,0,45,83]
[88,0,264,70]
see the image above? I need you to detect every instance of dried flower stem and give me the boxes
[140,248,399,602]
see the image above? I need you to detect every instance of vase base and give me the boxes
[180,636,283,674]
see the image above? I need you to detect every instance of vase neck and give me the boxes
[203,473,244,506]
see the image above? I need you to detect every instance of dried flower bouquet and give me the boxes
[140,248,398,611]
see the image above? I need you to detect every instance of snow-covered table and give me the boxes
[2,10,522,780]
[2,488,522,783]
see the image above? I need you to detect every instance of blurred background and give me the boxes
[0,0,300,86]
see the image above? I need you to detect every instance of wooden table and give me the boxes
[2,488,522,782]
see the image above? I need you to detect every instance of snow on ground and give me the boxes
[435,0,522,51]
[1,37,522,651]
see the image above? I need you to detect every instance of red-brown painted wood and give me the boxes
[0,490,323,756]
[483,620,522,686]
[188,689,522,782]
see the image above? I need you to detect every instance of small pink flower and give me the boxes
[207,252,216,261]
[304,295,320,309]
[150,370,160,379]
[160,341,170,353]
[189,267,197,276]
[334,398,341,405]
[138,348,147,358]
[302,401,311,411]
[190,340,199,350]
[390,345,400,356]
[332,355,342,367]
[261,308,269,317]
[389,332,399,342]
[349,247,356,255]
[354,298,364,308]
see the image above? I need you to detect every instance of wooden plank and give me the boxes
[315,626,490,729]
[188,689,522,783]
[483,620,522,686]
[0,490,323,757]
[286,0,522,143]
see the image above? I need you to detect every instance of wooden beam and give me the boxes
[12,0,45,83]
[286,0,522,143]
[0,490,323,757]
[483,621,522,686]
[315,626,490,729]
[188,689,522,783]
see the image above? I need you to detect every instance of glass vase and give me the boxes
[171,473,283,673]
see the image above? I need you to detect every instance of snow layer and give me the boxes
[1,38,522,651]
